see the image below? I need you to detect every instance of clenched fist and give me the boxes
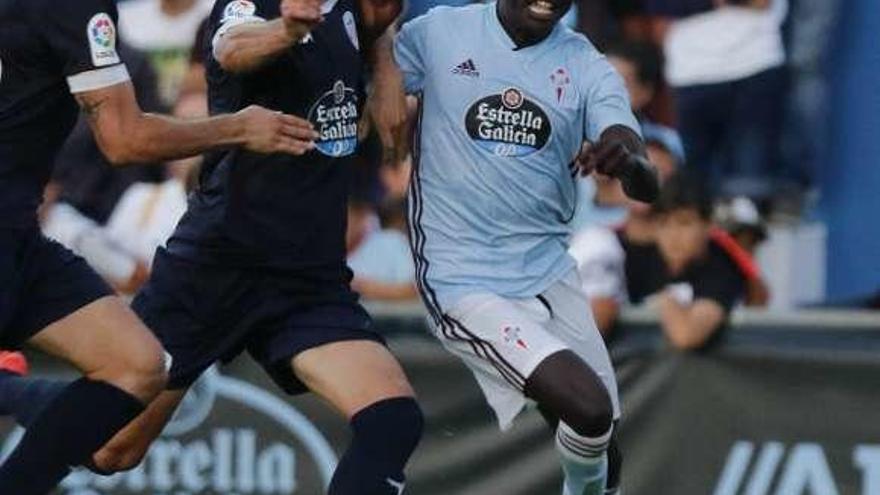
[236,105,319,155]
[281,0,323,41]
[576,125,659,203]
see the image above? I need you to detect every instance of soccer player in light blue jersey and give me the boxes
[392,0,658,493]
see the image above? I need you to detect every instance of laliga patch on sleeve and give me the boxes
[87,13,121,67]
[222,0,258,23]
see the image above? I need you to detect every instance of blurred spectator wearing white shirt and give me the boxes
[664,0,788,201]
[119,0,214,106]
[42,93,206,294]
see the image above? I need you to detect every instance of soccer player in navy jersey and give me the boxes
[0,0,314,492]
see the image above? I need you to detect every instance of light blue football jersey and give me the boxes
[395,2,640,309]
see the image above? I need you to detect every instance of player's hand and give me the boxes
[578,128,659,203]
[236,105,318,155]
[281,0,323,41]
[368,66,409,165]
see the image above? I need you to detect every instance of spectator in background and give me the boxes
[714,196,771,306]
[715,196,767,256]
[654,173,747,350]
[42,93,207,295]
[349,199,418,302]
[571,38,684,230]
[570,130,681,336]
[119,0,213,107]
[605,39,684,159]
[51,43,165,225]
[664,0,788,202]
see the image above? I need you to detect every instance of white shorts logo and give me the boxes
[87,13,120,67]
[222,0,258,22]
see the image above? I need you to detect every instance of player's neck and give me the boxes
[161,0,198,17]
[496,3,554,49]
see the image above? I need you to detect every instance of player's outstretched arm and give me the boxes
[214,0,322,73]
[76,81,318,164]
[579,125,660,204]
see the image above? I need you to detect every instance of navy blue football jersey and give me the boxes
[0,0,130,228]
[167,0,366,277]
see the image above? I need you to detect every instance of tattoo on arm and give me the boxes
[75,94,109,122]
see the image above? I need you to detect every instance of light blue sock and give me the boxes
[556,422,611,495]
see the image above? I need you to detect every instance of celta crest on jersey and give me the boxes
[87,13,121,67]
[308,80,359,157]
[550,67,571,103]
[465,87,551,157]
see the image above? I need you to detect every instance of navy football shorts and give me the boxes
[132,249,385,394]
[0,228,113,349]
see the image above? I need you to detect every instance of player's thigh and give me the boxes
[93,389,187,472]
[292,339,415,419]
[28,296,166,400]
[440,292,568,391]
[544,271,620,418]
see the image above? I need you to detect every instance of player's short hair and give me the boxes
[654,172,713,220]
[605,40,664,90]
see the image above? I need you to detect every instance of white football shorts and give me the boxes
[427,269,620,430]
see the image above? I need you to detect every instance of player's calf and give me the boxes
[525,350,615,495]
[329,396,424,495]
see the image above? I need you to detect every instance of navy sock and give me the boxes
[0,378,144,495]
[0,371,68,427]
[328,397,423,495]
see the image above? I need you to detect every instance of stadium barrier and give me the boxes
[1,307,878,495]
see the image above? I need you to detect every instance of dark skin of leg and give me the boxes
[526,350,620,491]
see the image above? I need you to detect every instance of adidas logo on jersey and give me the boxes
[452,59,480,77]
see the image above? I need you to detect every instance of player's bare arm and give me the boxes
[214,0,322,73]
[578,125,660,203]
[75,81,317,162]
[658,294,726,350]
[367,25,409,163]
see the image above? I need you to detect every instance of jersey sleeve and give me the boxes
[209,0,272,60]
[582,56,642,142]
[568,227,628,303]
[39,0,130,94]
[394,13,432,93]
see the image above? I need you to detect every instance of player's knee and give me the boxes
[353,396,424,458]
[90,339,168,403]
[565,390,613,439]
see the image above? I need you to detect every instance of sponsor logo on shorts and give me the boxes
[87,13,120,67]
[502,326,529,350]
[465,88,551,157]
[0,367,337,494]
[308,80,359,157]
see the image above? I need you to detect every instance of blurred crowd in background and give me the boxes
[40,0,877,356]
